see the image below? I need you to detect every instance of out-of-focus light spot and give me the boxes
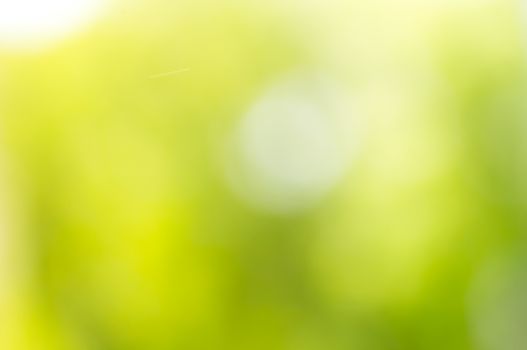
[224,73,358,214]
[357,80,457,188]
[469,255,527,350]
[0,0,105,50]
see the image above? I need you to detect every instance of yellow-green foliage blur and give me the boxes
[0,0,526,349]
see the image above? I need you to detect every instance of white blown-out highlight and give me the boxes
[0,0,105,49]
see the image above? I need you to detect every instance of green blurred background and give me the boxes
[0,0,527,349]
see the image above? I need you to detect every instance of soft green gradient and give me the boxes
[0,0,526,349]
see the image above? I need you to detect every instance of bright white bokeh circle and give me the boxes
[0,0,105,50]
[224,72,359,214]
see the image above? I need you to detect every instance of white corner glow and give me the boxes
[0,0,105,50]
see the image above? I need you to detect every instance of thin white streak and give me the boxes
[148,68,190,79]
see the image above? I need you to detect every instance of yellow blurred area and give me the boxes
[0,0,526,349]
